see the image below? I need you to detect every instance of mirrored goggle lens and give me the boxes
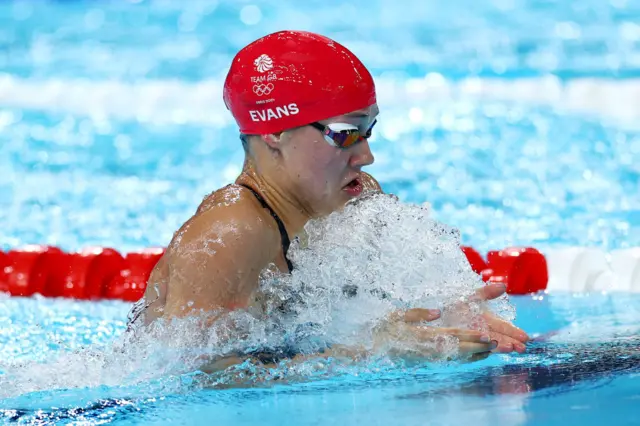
[328,129,361,148]
[325,119,377,149]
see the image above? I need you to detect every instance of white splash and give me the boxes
[0,194,516,399]
[258,193,516,356]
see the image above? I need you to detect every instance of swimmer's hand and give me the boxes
[370,308,498,363]
[446,282,530,354]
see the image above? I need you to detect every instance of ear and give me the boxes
[260,132,283,150]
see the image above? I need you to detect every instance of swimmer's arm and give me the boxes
[199,309,496,376]
[162,205,277,319]
[196,344,369,379]
[199,336,493,383]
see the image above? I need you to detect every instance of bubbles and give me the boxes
[257,193,516,359]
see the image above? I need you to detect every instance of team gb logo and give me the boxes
[254,54,274,73]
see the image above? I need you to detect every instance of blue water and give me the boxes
[1,0,640,425]
[0,294,638,425]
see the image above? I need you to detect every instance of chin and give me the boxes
[313,195,344,217]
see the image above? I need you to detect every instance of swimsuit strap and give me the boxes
[239,184,294,272]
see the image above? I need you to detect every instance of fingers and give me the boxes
[382,307,530,359]
[403,308,441,323]
[387,308,441,324]
[425,327,491,344]
[483,312,530,343]
[437,325,526,355]
[382,323,500,360]
[491,334,527,354]
[492,338,514,353]
[389,323,491,345]
[413,326,498,354]
[410,325,495,355]
[469,282,507,302]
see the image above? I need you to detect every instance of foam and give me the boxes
[258,193,515,358]
[1,74,639,127]
[0,194,516,398]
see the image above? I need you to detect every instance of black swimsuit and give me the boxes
[239,184,294,273]
[236,184,307,364]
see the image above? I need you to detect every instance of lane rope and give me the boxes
[1,244,638,301]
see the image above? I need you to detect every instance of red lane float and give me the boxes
[485,247,548,295]
[461,245,548,294]
[0,246,165,301]
[0,244,547,300]
[57,247,127,299]
[0,250,12,293]
[5,245,65,297]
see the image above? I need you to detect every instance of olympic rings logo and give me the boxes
[253,83,274,96]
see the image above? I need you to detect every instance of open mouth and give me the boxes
[342,177,363,196]
[344,177,361,189]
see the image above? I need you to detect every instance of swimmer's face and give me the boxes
[280,104,378,216]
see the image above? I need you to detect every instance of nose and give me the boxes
[349,139,375,168]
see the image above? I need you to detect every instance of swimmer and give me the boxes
[127,30,529,369]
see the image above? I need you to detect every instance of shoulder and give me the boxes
[195,184,250,215]
[169,184,280,262]
[160,185,282,312]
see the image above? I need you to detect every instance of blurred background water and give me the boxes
[1,0,639,256]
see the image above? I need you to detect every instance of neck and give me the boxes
[235,161,311,238]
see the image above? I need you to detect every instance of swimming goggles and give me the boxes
[309,119,377,149]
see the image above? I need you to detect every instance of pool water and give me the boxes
[1,294,639,425]
[1,0,640,425]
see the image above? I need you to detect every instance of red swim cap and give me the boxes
[223,30,376,135]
